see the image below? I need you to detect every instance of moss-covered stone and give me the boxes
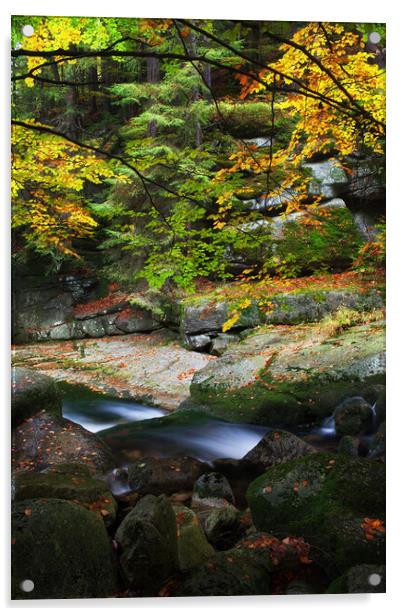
[246,454,385,572]
[326,564,386,594]
[12,367,61,426]
[11,498,117,599]
[13,463,117,526]
[173,505,214,570]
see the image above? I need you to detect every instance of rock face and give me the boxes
[189,321,385,426]
[115,494,178,595]
[192,472,235,509]
[12,410,116,475]
[334,396,374,436]
[11,498,117,599]
[12,368,62,426]
[173,505,215,570]
[243,430,316,470]
[13,463,117,526]
[180,288,382,342]
[127,456,207,496]
[246,454,385,572]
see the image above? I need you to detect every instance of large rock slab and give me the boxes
[189,321,385,426]
[12,367,62,426]
[11,498,117,599]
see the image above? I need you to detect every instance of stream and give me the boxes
[61,383,340,464]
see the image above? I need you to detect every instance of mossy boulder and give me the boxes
[334,396,374,436]
[189,321,385,427]
[201,504,244,550]
[115,494,178,595]
[246,453,385,572]
[13,463,117,526]
[12,368,62,426]
[173,505,215,570]
[11,498,117,599]
[192,472,235,509]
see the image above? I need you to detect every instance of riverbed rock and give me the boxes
[11,367,62,426]
[11,498,117,599]
[246,454,385,572]
[173,505,215,570]
[210,333,240,356]
[115,307,160,333]
[127,456,207,496]
[192,472,235,509]
[201,504,244,549]
[334,396,374,436]
[115,494,178,595]
[13,463,117,526]
[185,334,212,351]
[337,435,360,457]
[243,430,316,471]
[326,563,386,594]
[189,321,385,426]
[12,410,116,475]
[368,422,386,459]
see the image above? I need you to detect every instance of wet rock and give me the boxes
[173,505,214,570]
[246,454,385,572]
[334,396,374,436]
[185,334,211,352]
[11,368,62,426]
[127,456,207,496]
[201,504,244,549]
[338,435,360,457]
[12,410,116,475]
[115,494,178,595]
[285,580,316,595]
[13,463,117,526]
[11,498,117,599]
[243,430,316,470]
[326,563,386,594]
[192,472,235,509]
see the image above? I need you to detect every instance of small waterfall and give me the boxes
[317,413,336,436]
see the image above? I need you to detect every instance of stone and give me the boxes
[326,564,386,594]
[173,505,215,570]
[303,159,348,199]
[210,334,239,356]
[115,308,160,333]
[12,410,116,475]
[13,463,117,526]
[81,317,106,338]
[11,498,117,599]
[243,430,316,470]
[11,367,62,426]
[201,504,244,549]
[337,435,360,457]
[115,494,178,595]
[192,472,235,509]
[334,396,374,436]
[368,422,386,459]
[246,454,385,572]
[181,300,228,335]
[127,456,207,496]
[185,334,211,351]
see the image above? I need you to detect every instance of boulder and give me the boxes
[192,472,235,509]
[184,334,211,352]
[13,463,117,526]
[326,563,385,594]
[173,505,214,570]
[210,334,240,356]
[12,410,116,475]
[246,454,385,572]
[337,435,360,457]
[334,396,374,436]
[11,368,62,426]
[127,456,207,496]
[115,494,178,595]
[243,430,316,470]
[201,504,244,549]
[368,422,386,459]
[115,308,160,333]
[11,498,117,599]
